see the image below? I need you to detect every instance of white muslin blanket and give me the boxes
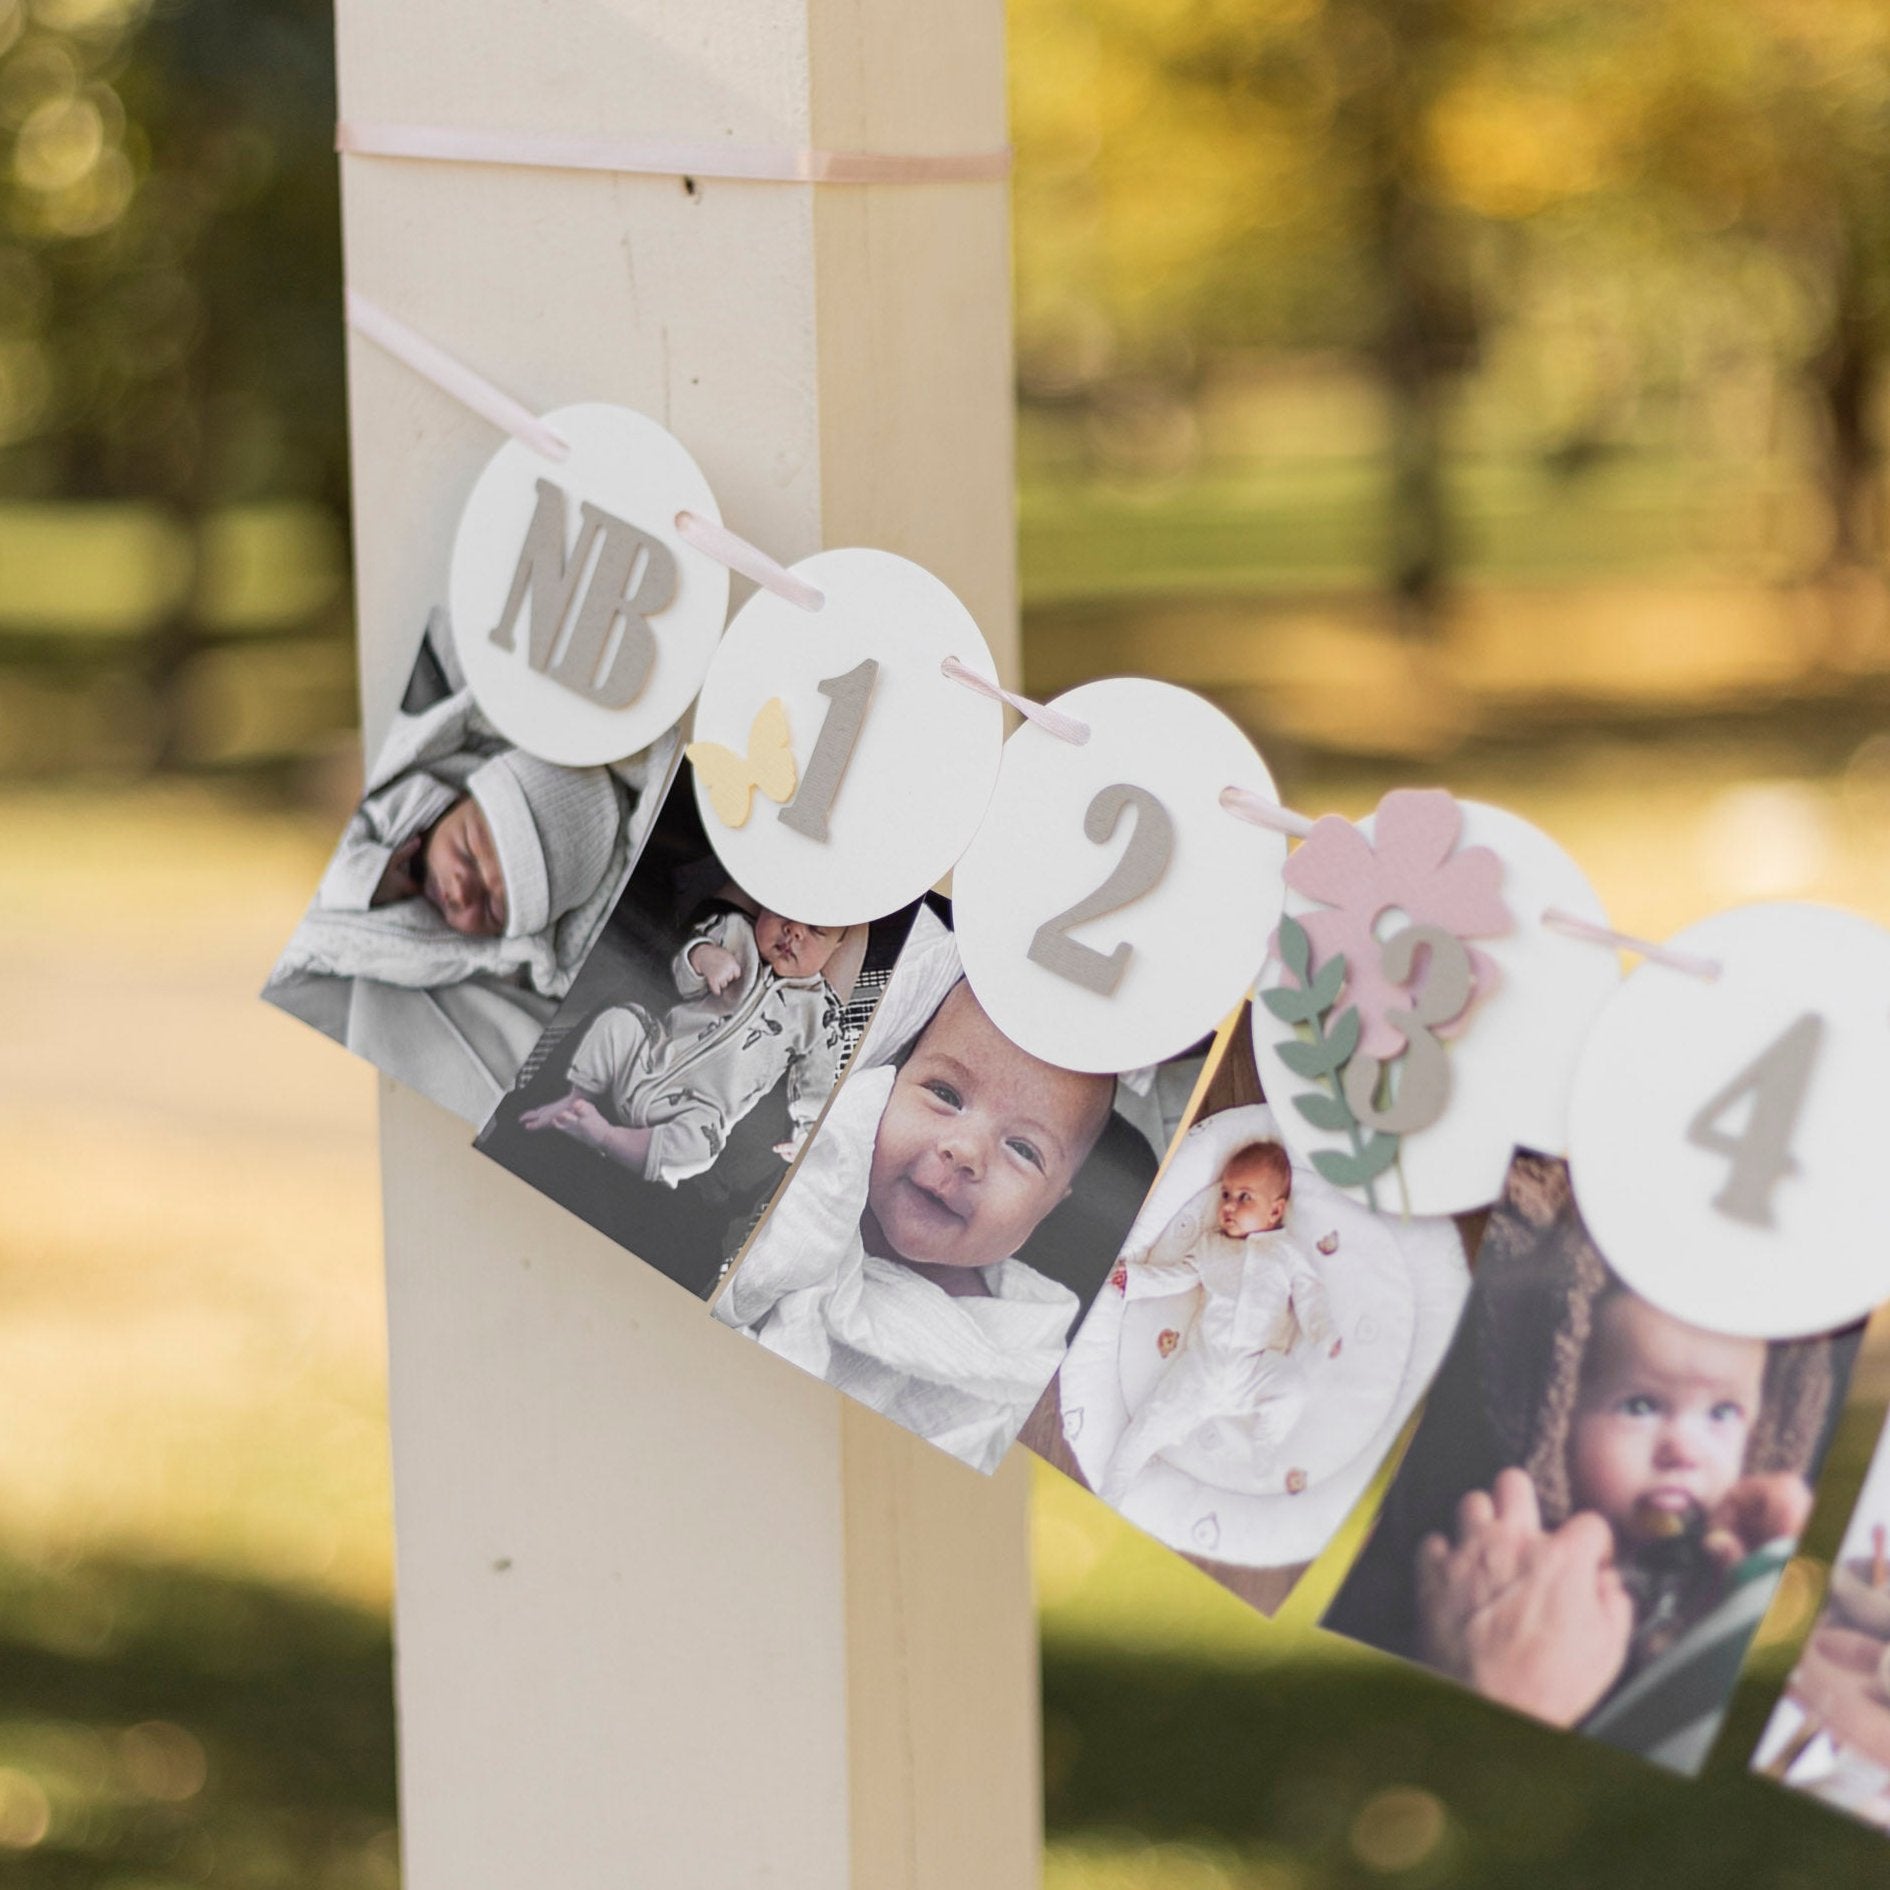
[714,1062,1079,1474]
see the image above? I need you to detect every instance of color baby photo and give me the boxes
[712,902,1210,1475]
[1022,1007,1473,1614]
[1323,1150,1860,1774]
[474,771,918,1298]
[262,608,677,1125]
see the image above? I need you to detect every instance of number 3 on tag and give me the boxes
[1685,1012,1823,1229]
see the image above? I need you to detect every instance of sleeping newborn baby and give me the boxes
[355,751,620,942]
[1101,1140,1340,1503]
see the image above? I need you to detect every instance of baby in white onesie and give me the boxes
[1101,1140,1340,1502]
[520,906,845,1187]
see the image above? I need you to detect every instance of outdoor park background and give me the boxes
[4,0,1890,1883]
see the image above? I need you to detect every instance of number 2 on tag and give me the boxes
[1685,1011,1823,1228]
[1026,783,1175,997]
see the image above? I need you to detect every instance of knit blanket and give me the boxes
[267,616,675,998]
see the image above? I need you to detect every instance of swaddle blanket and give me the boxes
[269,611,671,997]
[715,1063,1078,1474]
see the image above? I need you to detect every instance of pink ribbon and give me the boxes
[345,289,569,461]
[1219,785,1316,840]
[939,660,1089,745]
[337,122,1011,185]
[1539,908,1721,981]
[674,511,824,611]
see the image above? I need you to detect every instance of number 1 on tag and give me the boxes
[1685,1011,1824,1229]
[777,659,878,843]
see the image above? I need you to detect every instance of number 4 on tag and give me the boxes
[1685,1012,1824,1229]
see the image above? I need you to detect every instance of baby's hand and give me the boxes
[1703,1473,1814,1568]
[371,833,426,907]
[692,941,742,995]
[549,1095,613,1151]
[520,1090,583,1132]
[772,1140,799,1164]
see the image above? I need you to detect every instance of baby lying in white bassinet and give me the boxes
[1101,1140,1340,1503]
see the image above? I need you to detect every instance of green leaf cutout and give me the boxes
[1278,913,1312,983]
[1325,1005,1361,1066]
[1308,953,1346,1013]
[1277,1037,1342,1081]
[1311,1134,1402,1190]
[1293,1091,1354,1134]
[1260,985,1318,1026]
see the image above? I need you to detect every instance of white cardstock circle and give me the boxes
[448,403,730,764]
[950,679,1287,1073]
[1568,902,1890,1339]
[687,548,1005,927]
[1251,803,1622,1216]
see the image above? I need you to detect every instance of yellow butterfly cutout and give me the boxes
[687,697,799,829]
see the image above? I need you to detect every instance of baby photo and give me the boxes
[1753,1399,1890,1828]
[475,773,918,1298]
[1021,1010,1474,1615]
[263,608,676,1125]
[711,901,1207,1475]
[1323,1149,1860,1775]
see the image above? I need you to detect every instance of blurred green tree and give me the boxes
[1012,0,1890,627]
[1,0,343,758]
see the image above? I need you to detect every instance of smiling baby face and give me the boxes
[862,981,1115,1273]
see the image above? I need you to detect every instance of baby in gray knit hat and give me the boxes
[364,749,622,942]
[265,609,671,1126]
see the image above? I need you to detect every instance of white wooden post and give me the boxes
[331,5,1035,1885]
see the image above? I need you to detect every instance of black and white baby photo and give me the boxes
[1024,1007,1474,1617]
[711,901,1212,1475]
[262,608,676,1125]
[475,774,919,1298]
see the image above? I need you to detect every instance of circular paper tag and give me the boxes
[1251,802,1621,1216]
[951,679,1287,1073]
[686,548,1005,926]
[448,403,730,764]
[1568,902,1890,1338]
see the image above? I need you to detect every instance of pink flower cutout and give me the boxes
[1283,788,1513,1060]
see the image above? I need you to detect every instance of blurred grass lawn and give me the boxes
[6,710,1890,1883]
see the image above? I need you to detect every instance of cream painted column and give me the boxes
[331,4,1035,1886]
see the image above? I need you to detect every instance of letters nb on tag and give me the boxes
[489,478,677,710]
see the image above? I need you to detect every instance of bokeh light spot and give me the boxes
[1349,1783,1449,1873]
[15,93,103,192]
[1699,780,1833,900]
[119,1720,208,1802]
[0,1768,51,1849]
